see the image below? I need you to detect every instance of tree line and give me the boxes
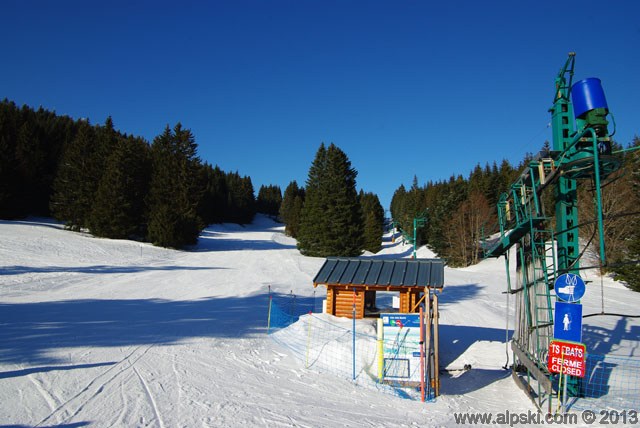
[0,100,385,253]
[391,159,517,267]
[4,99,634,288]
[0,99,276,247]
[390,139,640,291]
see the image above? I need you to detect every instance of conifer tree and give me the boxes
[298,143,363,257]
[89,135,150,239]
[225,172,256,224]
[0,101,23,218]
[15,120,46,215]
[0,122,16,217]
[198,164,230,224]
[256,184,282,217]
[50,121,99,229]
[280,180,305,238]
[146,124,203,248]
[359,191,384,253]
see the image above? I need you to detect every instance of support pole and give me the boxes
[305,311,313,368]
[433,292,440,396]
[377,318,384,382]
[420,305,425,402]
[267,294,272,333]
[425,290,432,398]
[352,287,356,381]
[591,133,607,265]
[413,217,417,259]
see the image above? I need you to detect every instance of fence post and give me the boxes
[286,290,297,325]
[267,294,273,334]
[377,317,384,382]
[425,291,432,399]
[352,287,356,381]
[306,312,313,368]
[433,292,440,396]
[420,305,425,402]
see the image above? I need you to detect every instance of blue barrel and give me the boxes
[571,77,608,118]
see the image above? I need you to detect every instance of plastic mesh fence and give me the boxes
[568,353,640,412]
[266,293,319,333]
[267,298,426,400]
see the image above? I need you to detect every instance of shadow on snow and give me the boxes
[0,265,222,275]
[193,233,296,252]
[0,361,116,380]
[0,293,312,369]
[438,324,513,394]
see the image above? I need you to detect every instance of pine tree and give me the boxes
[50,121,99,229]
[0,101,20,218]
[280,180,305,237]
[225,172,256,224]
[146,124,203,248]
[298,143,363,257]
[89,135,150,239]
[359,191,384,253]
[15,120,46,215]
[198,164,229,224]
[298,143,329,255]
[257,184,282,217]
[0,116,16,217]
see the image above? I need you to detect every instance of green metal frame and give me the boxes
[484,53,621,412]
[392,211,428,259]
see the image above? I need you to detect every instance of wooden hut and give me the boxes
[313,257,445,319]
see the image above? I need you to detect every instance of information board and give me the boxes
[554,273,586,302]
[380,313,422,383]
[548,340,586,378]
[553,301,583,343]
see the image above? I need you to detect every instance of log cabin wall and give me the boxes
[326,287,335,315]
[332,288,364,318]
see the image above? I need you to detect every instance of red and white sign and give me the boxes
[547,340,586,378]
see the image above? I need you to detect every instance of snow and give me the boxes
[1,216,638,427]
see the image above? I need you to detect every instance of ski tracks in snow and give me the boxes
[133,365,164,428]
[35,343,158,427]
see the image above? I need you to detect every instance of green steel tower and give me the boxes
[551,53,580,275]
[484,53,621,411]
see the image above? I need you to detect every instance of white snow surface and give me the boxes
[0,216,638,427]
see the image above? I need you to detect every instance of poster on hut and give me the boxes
[381,313,422,384]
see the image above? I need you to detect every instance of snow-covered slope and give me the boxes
[0,217,637,427]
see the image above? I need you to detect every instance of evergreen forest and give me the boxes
[1,98,637,291]
[1,100,261,248]
[390,139,640,290]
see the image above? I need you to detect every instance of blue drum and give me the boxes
[571,77,608,119]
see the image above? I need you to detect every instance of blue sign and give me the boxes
[382,313,421,328]
[553,301,583,343]
[554,273,586,302]
[380,313,422,382]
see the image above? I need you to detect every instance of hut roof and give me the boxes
[313,257,444,288]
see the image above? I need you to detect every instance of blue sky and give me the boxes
[3,1,639,210]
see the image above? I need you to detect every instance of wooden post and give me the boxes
[424,289,432,398]
[399,291,409,313]
[352,287,356,380]
[420,305,425,402]
[433,292,440,396]
[377,318,384,382]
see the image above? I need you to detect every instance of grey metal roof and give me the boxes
[313,257,444,288]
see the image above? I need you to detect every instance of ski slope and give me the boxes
[0,216,638,427]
